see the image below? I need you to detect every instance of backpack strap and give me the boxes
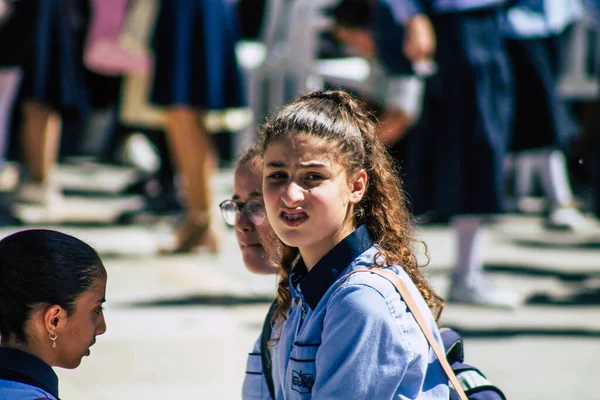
[0,366,59,400]
[345,268,469,400]
[260,300,278,400]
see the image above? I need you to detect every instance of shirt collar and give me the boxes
[298,225,373,310]
[0,347,59,398]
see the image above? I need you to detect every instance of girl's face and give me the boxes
[233,160,277,275]
[263,134,366,269]
[54,274,107,369]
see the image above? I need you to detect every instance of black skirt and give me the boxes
[412,8,514,219]
[0,0,90,119]
[150,0,246,110]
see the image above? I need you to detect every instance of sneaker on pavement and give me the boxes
[448,273,521,309]
[17,180,64,206]
[545,206,586,231]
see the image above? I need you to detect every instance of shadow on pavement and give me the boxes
[526,286,600,306]
[484,264,600,282]
[447,326,600,338]
[97,251,157,260]
[509,237,600,250]
[428,264,600,282]
[123,294,274,308]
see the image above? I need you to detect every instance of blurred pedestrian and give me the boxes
[332,0,520,307]
[332,0,426,146]
[504,0,589,230]
[330,0,435,227]
[151,0,246,253]
[0,0,91,208]
[0,68,22,226]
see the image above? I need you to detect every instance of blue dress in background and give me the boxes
[151,0,246,110]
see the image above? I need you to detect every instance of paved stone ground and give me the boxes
[4,162,600,399]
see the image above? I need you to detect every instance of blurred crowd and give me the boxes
[0,0,598,265]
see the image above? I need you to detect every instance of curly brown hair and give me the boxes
[259,90,444,338]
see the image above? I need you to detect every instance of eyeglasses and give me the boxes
[219,198,267,227]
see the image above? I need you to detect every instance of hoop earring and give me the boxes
[49,333,57,349]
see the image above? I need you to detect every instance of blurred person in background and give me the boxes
[0,68,21,226]
[330,0,436,230]
[503,0,591,230]
[332,0,519,308]
[332,0,425,147]
[0,0,90,208]
[0,229,107,400]
[579,0,600,218]
[151,0,246,253]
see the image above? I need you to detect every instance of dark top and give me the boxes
[0,347,59,399]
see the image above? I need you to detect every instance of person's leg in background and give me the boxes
[0,69,22,224]
[17,0,91,207]
[541,23,591,229]
[0,69,20,173]
[151,0,246,253]
[506,27,587,230]
[430,9,520,308]
[17,100,63,204]
[163,107,219,252]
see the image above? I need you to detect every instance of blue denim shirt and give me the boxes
[502,0,583,38]
[243,225,449,399]
[0,348,59,400]
[381,0,508,23]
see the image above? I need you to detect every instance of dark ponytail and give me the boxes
[0,229,105,343]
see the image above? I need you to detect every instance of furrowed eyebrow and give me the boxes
[266,161,326,169]
[298,162,326,169]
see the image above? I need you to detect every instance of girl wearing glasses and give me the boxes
[220,145,278,275]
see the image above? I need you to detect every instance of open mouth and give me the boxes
[86,339,96,356]
[280,211,308,227]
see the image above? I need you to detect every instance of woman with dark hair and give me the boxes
[0,229,107,400]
